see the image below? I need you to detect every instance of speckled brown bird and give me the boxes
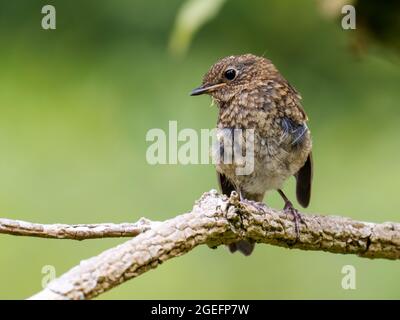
[191,54,313,256]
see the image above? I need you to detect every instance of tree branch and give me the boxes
[23,190,400,300]
[0,217,155,240]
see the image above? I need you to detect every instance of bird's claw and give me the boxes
[240,198,267,213]
[283,201,305,240]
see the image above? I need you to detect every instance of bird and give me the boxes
[190,54,313,256]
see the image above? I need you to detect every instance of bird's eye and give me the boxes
[224,69,236,81]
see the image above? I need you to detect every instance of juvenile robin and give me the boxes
[191,54,313,256]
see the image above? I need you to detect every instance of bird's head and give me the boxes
[191,54,278,103]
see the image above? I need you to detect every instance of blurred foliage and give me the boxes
[354,0,400,53]
[169,0,226,57]
[0,0,399,300]
[318,0,400,54]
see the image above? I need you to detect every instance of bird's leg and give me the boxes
[278,189,305,239]
[238,190,266,213]
[239,190,245,202]
[238,190,253,205]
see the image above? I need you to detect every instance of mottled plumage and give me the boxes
[191,54,313,256]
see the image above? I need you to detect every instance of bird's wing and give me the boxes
[286,82,308,119]
[217,172,236,197]
[281,116,309,146]
[295,152,313,208]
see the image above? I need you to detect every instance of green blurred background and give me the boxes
[0,0,399,299]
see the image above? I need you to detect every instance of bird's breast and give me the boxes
[213,126,312,193]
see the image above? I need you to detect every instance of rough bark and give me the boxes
[0,217,154,240]
[20,190,400,300]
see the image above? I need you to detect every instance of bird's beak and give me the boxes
[190,83,226,96]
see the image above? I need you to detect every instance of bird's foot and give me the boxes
[283,201,305,240]
[239,192,267,213]
[244,199,267,213]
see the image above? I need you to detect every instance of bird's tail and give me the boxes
[228,240,255,256]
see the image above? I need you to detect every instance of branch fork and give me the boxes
[0,190,398,300]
